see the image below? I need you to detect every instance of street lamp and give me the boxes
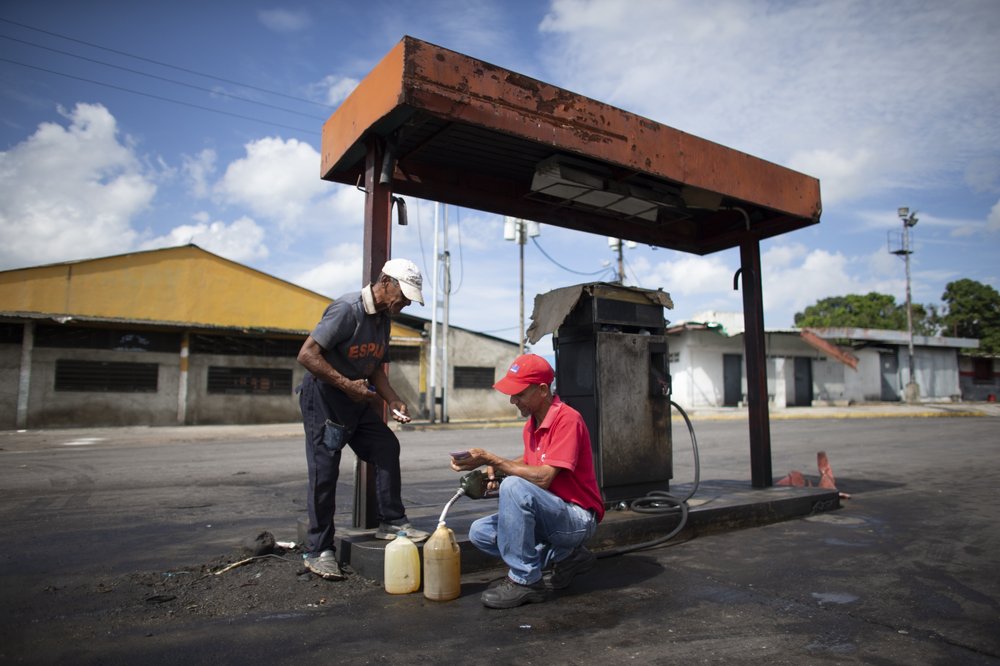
[892,206,920,402]
[504,217,540,352]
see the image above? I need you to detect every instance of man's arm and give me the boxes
[452,449,560,489]
[297,335,372,402]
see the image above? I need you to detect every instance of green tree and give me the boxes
[939,279,1000,355]
[794,292,931,332]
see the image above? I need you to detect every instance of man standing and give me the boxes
[298,258,429,580]
[451,353,604,608]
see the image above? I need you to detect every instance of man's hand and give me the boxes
[450,448,494,472]
[389,400,411,423]
[343,378,377,403]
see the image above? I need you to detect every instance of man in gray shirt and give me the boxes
[297,258,428,580]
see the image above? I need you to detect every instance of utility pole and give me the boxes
[504,217,539,352]
[892,207,920,403]
[607,237,635,284]
[428,203,439,422]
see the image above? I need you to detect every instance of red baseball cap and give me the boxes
[493,354,554,395]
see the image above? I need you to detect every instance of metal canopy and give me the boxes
[322,36,824,497]
[321,36,821,255]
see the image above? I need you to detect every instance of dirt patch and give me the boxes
[93,546,383,631]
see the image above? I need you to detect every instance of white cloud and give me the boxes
[964,157,1000,194]
[984,199,1000,233]
[312,75,360,107]
[538,0,1000,204]
[182,149,217,199]
[640,252,736,296]
[787,147,877,206]
[0,103,155,269]
[140,213,269,263]
[293,243,363,298]
[761,245,868,326]
[257,8,310,33]
[215,137,330,229]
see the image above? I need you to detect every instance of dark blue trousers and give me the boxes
[299,373,405,556]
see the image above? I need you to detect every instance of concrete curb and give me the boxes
[330,482,840,583]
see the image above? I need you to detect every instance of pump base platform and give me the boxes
[312,481,840,583]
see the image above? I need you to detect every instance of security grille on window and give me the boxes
[0,323,23,345]
[55,359,159,392]
[453,366,496,389]
[973,358,993,382]
[191,334,302,357]
[37,325,180,352]
[207,367,293,395]
[390,345,421,363]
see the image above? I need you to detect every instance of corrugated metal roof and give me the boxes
[0,245,421,339]
[808,327,980,349]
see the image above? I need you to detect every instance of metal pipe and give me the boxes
[738,228,773,489]
[428,202,440,422]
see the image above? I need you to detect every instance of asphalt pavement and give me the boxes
[1,401,999,664]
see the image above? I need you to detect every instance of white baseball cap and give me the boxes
[382,258,424,305]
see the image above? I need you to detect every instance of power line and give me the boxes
[0,57,316,134]
[531,237,613,276]
[0,33,326,120]
[0,17,333,109]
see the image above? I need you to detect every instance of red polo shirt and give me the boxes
[522,396,605,522]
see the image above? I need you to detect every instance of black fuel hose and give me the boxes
[597,399,700,558]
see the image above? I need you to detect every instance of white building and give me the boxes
[667,312,979,409]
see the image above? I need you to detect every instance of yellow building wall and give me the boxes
[0,245,423,339]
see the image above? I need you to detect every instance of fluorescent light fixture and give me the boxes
[529,155,717,223]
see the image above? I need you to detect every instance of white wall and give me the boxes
[668,329,967,408]
[439,327,520,421]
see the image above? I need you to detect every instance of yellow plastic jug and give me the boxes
[423,522,461,601]
[384,532,421,594]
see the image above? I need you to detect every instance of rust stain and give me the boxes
[505,72,541,94]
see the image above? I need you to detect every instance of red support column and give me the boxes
[740,237,773,488]
[353,136,393,529]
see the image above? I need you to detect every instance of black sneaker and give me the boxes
[542,546,596,590]
[480,576,547,609]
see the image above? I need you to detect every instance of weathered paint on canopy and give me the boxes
[321,36,821,255]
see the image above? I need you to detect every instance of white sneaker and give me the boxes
[303,549,345,580]
[374,521,429,543]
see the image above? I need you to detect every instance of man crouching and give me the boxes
[450,353,604,609]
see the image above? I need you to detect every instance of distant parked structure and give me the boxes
[667,312,980,409]
[0,245,518,429]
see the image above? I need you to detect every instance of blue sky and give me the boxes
[2,0,998,357]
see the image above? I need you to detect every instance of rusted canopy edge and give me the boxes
[321,36,821,223]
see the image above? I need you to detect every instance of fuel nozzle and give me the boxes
[459,469,506,500]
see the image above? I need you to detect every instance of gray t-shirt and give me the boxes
[310,290,391,381]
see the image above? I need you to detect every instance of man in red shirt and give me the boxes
[451,353,604,609]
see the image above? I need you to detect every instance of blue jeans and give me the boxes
[299,373,405,557]
[469,476,597,585]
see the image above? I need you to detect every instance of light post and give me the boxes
[504,217,539,352]
[607,237,636,284]
[893,206,920,402]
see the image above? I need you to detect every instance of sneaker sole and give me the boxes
[304,562,346,581]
